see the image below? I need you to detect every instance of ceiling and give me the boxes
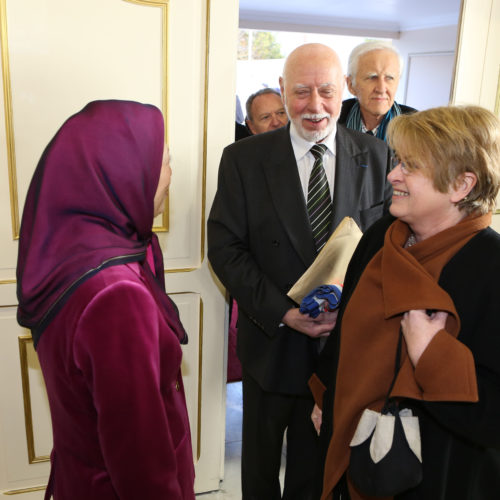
[239,0,463,39]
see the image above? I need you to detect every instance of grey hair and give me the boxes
[245,88,282,122]
[348,41,403,86]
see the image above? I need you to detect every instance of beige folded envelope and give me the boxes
[287,217,363,304]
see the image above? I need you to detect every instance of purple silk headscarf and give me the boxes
[17,100,186,347]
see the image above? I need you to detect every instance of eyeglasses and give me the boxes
[390,153,412,174]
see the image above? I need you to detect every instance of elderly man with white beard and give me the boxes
[208,43,392,500]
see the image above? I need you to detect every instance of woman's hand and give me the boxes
[401,309,448,365]
[311,404,322,435]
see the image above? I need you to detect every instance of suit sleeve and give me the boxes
[73,281,189,499]
[207,147,296,336]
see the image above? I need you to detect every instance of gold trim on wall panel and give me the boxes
[3,485,46,495]
[200,0,211,263]
[172,291,203,461]
[495,67,500,214]
[165,267,197,274]
[449,0,465,104]
[18,335,50,464]
[0,0,19,240]
[196,296,203,461]
[0,0,170,238]
[123,0,170,232]
[122,0,168,128]
[495,65,500,117]
[157,0,210,273]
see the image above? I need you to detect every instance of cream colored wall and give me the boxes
[0,0,238,496]
[452,0,500,231]
[394,24,459,106]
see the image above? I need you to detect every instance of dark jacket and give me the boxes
[207,124,392,395]
[338,97,417,128]
[316,214,500,499]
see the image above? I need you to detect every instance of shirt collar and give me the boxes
[289,121,337,162]
[361,121,379,135]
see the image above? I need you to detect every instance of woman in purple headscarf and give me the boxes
[16,100,195,499]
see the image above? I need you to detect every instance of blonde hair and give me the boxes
[387,105,500,215]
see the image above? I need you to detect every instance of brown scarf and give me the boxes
[321,213,491,500]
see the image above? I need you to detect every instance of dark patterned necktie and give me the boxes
[307,144,332,252]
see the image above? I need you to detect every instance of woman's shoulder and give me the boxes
[72,264,160,340]
[359,214,396,248]
[443,226,500,281]
[341,215,394,290]
[477,225,500,244]
[63,263,150,316]
[344,214,395,272]
[89,261,145,285]
[461,226,500,256]
[40,263,155,347]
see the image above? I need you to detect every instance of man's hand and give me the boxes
[311,404,322,435]
[401,309,448,366]
[282,308,337,338]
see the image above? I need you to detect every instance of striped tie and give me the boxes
[307,144,332,252]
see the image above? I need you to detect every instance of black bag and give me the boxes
[348,330,423,497]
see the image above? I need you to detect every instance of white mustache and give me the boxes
[301,113,330,121]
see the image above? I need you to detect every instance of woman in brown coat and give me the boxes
[310,105,500,500]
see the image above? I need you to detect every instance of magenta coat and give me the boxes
[37,262,195,499]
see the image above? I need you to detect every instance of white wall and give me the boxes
[394,25,459,107]
[452,0,500,225]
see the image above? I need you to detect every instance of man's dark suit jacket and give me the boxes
[207,124,392,396]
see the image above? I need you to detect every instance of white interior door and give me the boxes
[0,0,238,495]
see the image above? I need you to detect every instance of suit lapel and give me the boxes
[332,126,366,228]
[262,126,371,267]
[262,128,317,267]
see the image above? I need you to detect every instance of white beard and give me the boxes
[285,105,335,143]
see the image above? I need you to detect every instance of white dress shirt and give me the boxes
[289,122,337,201]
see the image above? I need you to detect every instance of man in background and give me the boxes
[245,87,289,135]
[235,88,287,140]
[208,43,392,499]
[339,40,416,141]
